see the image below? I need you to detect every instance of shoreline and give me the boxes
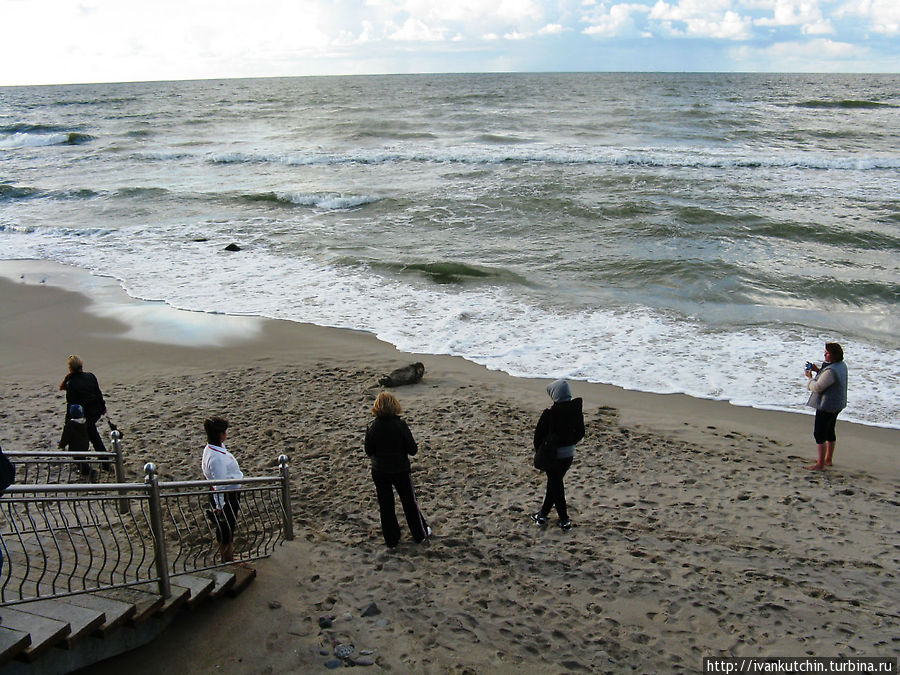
[1,258,896,477]
[2,258,898,671]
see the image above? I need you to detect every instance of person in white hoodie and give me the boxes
[201,416,243,562]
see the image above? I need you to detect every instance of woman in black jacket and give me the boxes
[365,392,430,547]
[59,355,108,454]
[532,379,585,531]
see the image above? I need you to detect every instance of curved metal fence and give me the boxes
[0,456,293,606]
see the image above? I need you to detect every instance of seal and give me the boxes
[378,362,425,387]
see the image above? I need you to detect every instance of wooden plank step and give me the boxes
[64,593,136,637]
[11,599,105,649]
[195,569,236,599]
[168,574,214,608]
[0,625,31,667]
[224,564,257,597]
[96,588,164,625]
[0,606,70,662]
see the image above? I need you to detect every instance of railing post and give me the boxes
[278,455,293,541]
[112,430,129,514]
[144,463,171,599]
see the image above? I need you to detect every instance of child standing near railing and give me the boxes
[59,403,94,480]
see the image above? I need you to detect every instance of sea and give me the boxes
[1,73,898,428]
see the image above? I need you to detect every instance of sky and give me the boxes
[1,0,898,86]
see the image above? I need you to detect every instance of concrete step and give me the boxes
[97,588,164,625]
[195,569,236,599]
[0,606,70,662]
[0,626,31,667]
[224,564,257,597]
[64,593,137,637]
[12,599,105,649]
[169,574,214,609]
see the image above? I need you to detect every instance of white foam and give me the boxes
[1,228,894,428]
[205,146,900,171]
[0,132,69,149]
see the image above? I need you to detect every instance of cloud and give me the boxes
[731,36,863,70]
[649,1,754,39]
[582,3,650,37]
[750,0,833,35]
[538,23,566,35]
[389,17,447,41]
[834,0,900,34]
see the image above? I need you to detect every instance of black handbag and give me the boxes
[533,434,557,471]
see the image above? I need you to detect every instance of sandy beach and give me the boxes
[1,260,897,674]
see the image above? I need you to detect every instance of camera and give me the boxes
[805,361,814,372]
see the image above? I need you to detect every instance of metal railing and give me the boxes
[0,455,292,607]
[5,430,127,487]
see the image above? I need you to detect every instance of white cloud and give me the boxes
[751,0,834,35]
[732,36,863,70]
[538,23,566,34]
[389,16,447,41]
[649,1,753,39]
[834,0,900,34]
[582,3,651,37]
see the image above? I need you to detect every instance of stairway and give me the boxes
[0,565,256,674]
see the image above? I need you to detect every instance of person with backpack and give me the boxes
[531,379,585,531]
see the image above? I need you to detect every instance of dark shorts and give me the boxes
[207,491,241,545]
[813,410,839,444]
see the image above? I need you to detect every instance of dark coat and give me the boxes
[63,371,106,422]
[60,419,90,452]
[534,398,585,449]
[365,415,418,474]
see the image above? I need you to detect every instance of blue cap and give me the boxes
[68,404,85,420]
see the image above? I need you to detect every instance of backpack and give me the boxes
[553,398,585,447]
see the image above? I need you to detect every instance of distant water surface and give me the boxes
[1,73,898,427]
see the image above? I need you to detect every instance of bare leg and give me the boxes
[220,542,234,563]
[824,441,835,466]
[806,443,826,470]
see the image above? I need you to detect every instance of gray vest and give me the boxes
[807,361,848,413]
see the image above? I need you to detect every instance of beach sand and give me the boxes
[1,260,897,673]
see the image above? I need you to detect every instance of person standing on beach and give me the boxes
[201,416,243,563]
[531,379,585,531]
[805,342,848,471]
[59,355,108,455]
[364,392,430,548]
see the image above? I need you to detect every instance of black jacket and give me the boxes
[63,371,106,422]
[365,415,418,473]
[534,398,585,449]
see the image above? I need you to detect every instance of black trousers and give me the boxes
[541,456,574,521]
[86,416,108,453]
[372,470,427,547]
[813,410,839,443]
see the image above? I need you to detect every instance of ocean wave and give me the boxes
[113,187,170,199]
[0,131,93,149]
[207,148,900,171]
[376,260,528,285]
[0,184,41,202]
[238,191,379,210]
[795,100,896,109]
[0,123,71,134]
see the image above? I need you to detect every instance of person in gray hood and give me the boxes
[805,342,848,470]
[531,379,585,531]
